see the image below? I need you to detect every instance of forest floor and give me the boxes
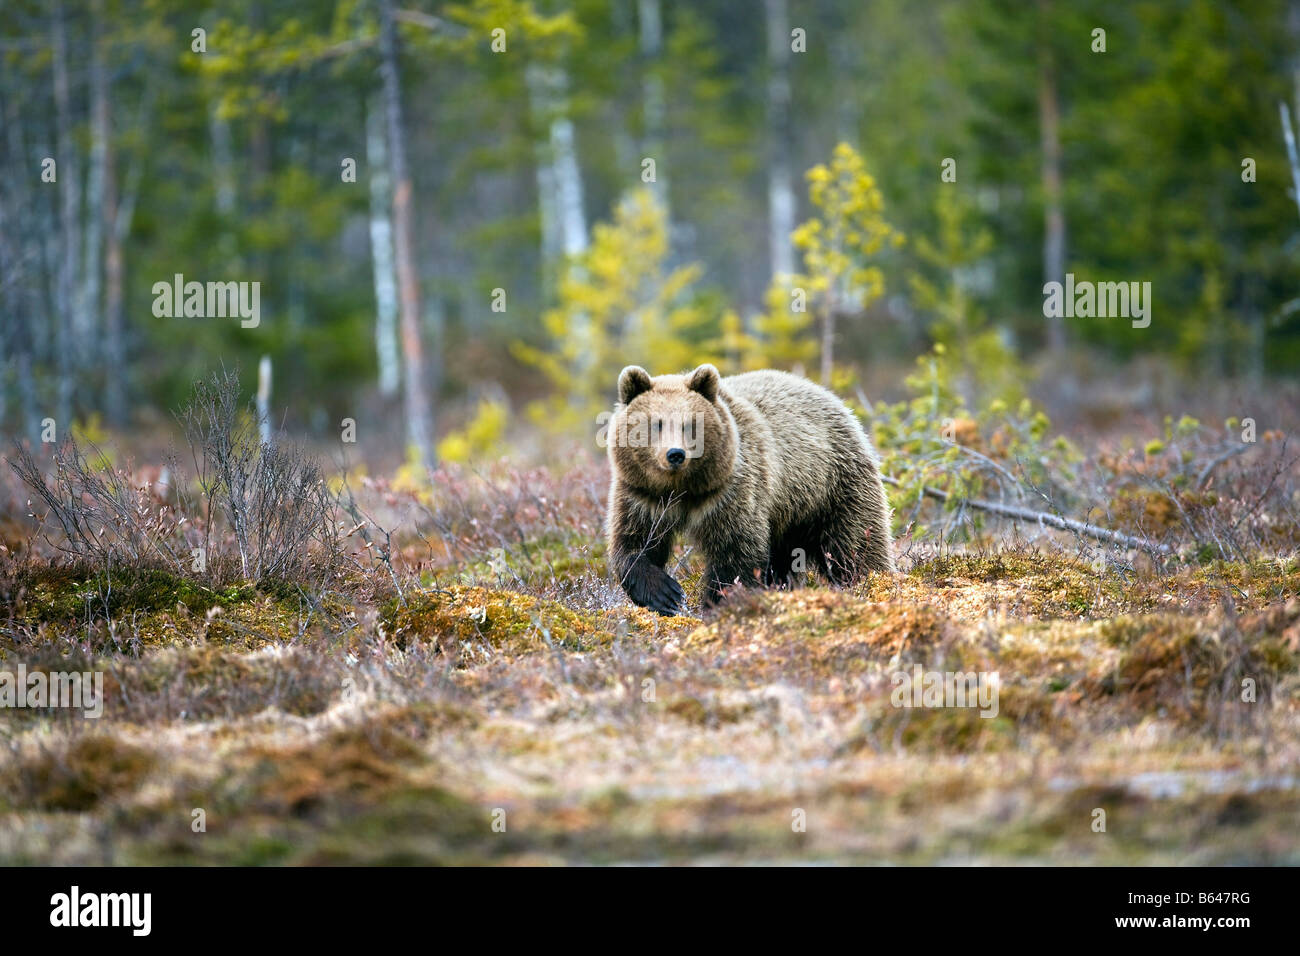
[2,456,1298,865]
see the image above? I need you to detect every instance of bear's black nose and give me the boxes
[666,448,686,467]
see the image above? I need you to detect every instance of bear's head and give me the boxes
[607,363,737,498]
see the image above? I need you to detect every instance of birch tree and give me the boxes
[765,0,795,282]
[366,94,401,399]
[51,0,79,424]
[1036,0,1066,356]
[380,0,435,472]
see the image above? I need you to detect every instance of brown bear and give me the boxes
[606,363,894,615]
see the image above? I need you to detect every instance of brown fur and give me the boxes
[606,363,895,615]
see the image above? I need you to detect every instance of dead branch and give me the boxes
[881,475,1173,555]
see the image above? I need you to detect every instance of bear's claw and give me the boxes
[625,563,684,616]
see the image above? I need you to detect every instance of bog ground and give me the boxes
[2,458,1297,865]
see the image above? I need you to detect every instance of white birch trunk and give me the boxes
[637,0,669,216]
[527,63,563,286]
[366,96,401,398]
[528,64,587,258]
[380,0,435,470]
[210,106,236,217]
[765,0,795,282]
[257,355,272,445]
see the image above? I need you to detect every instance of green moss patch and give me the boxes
[16,565,257,624]
[7,565,317,652]
[382,585,596,657]
[910,551,1117,617]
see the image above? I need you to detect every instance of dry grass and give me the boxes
[0,446,1297,865]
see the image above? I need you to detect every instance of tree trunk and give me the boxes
[611,1,639,189]
[0,156,11,432]
[104,185,126,425]
[528,56,590,398]
[52,0,79,425]
[210,107,236,216]
[1037,0,1066,355]
[1291,0,1300,127]
[209,101,240,275]
[97,0,126,427]
[1,86,44,440]
[765,0,795,282]
[84,0,108,378]
[366,95,401,398]
[637,0,669,216]
[527,63,588,274]
[820,255,844,386]
[820,308,835,386]
[1281,101,1300,218]
[551,87,586,259]
[528,65,563,290]
[380,0,435,471]
[257,355,272,445]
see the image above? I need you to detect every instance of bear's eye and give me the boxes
[684,420,696,440]
[654,419,664,435]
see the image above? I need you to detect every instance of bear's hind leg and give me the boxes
[764,531,795,588]
[765,526,816,589]
[812,503,884,586]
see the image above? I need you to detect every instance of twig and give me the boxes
[1196,444,1249,487]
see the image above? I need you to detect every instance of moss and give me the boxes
[10,736,154,812]
[443,534,609,586]
[989,620,1093,682]
[18,564,256,624]
[244,726,429,817]
[297,785,489,864]
[227,835,301,866]
[877,703,1018,753]
[128,776,490,865]
[381,585,611,661]
[1192,558,1299,602]
[911,551,1110,618]
[856,604,952,656]
[1084,609,1297,723]
[681,591,953,686]
[135,597,310,649]
[664,695,754,727]
[9,564,317,651]
[913,550,1073,584]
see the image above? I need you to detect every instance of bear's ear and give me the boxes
[618,366,653,405]
[687,364,720,402]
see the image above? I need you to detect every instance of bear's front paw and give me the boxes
[623,562,685,616]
